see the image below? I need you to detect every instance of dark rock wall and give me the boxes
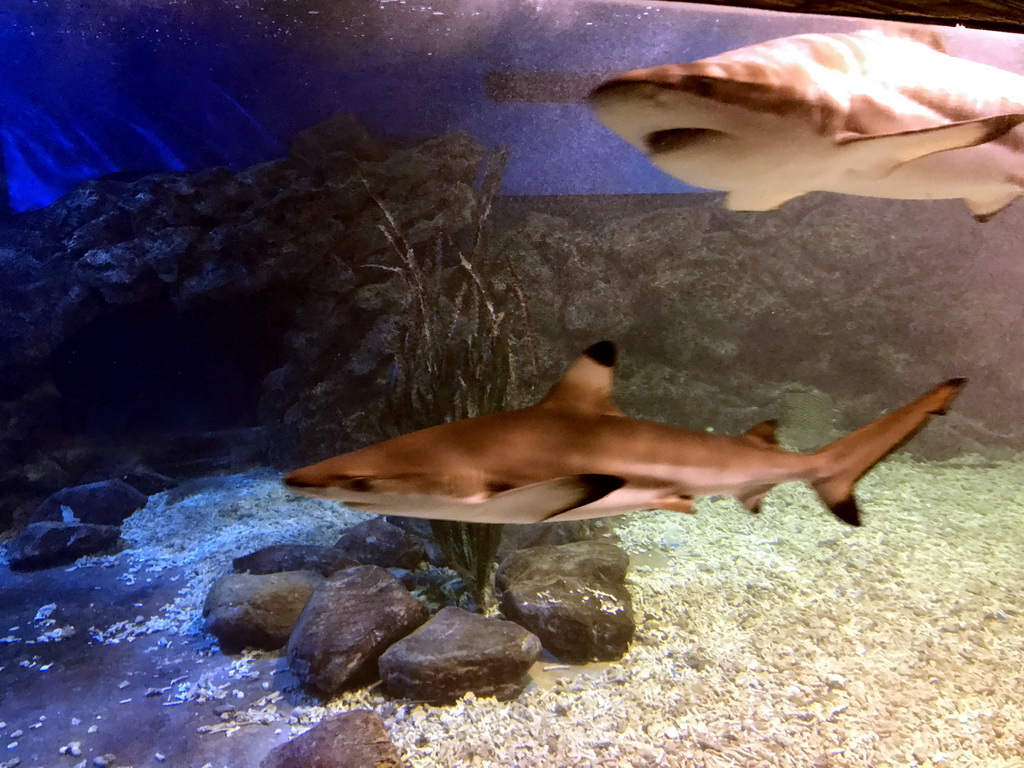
[0,115,487,530]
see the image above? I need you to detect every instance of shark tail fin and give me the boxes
[810,378,966,526]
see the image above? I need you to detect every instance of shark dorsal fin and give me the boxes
[743,419,780,447]
[537,341,625,416]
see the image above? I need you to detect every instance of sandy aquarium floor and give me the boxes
[4,458,1024,768]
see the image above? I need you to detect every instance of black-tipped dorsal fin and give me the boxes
[743,419,780,447]
[537,341,625,416]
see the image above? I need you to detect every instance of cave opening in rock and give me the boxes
[53,299,285,438]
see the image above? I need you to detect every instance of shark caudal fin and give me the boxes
[811,378,966,525]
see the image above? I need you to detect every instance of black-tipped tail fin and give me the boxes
[811,377,966,526]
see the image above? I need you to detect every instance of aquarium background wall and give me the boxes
[3,0,1024,535]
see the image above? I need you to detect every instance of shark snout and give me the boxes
[284,467,374,493]
[282,469,321,490]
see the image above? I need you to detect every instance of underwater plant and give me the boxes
[367,147,536,608]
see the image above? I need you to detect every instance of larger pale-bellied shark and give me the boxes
[285,342,964,526]
[588,29,1024,220]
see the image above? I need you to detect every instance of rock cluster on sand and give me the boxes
[212,534,635,701]
[230,535,632,766]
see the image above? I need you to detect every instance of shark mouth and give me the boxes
[646,127,726,155]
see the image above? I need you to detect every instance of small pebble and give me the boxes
[155,753,166,762]
[9,731,22,739]
[118,681,129,689]
[87,725,98,734]
[59,741,82,757]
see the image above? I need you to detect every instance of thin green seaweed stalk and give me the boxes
[366,147,534,608]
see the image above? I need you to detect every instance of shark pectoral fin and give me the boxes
[474,474,626,524]
[724,189,802,211]
[839,114,1024,178]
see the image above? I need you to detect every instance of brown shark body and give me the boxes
[588,29,1024,220]
[285,342,965,526]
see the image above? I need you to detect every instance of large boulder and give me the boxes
[31,479,148,526]
[379,606,541,703]
[7,521,120,571]
[204,570,322,652]
[496,540,635,663]
[260,709,402,768]
[287,565,429,695]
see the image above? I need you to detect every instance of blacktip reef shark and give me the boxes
[588,29,1024,221]
[285,342,965,526]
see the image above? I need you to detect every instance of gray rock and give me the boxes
[118,466,177,496]
[233,544,358,577]
[495,519,594,562]
[497,539,630,589]
[333,517,425,570]
[260,709,402,768]
[204,570,322,652]
[31,479,148,526]
[379,606,541,703]
[385,516,447,567]
[287,565,429,695]
[8,521,121,571]
[496,540,634,663]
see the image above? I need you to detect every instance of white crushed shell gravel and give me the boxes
[49,459,1024,767]
[90,469,368,639]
